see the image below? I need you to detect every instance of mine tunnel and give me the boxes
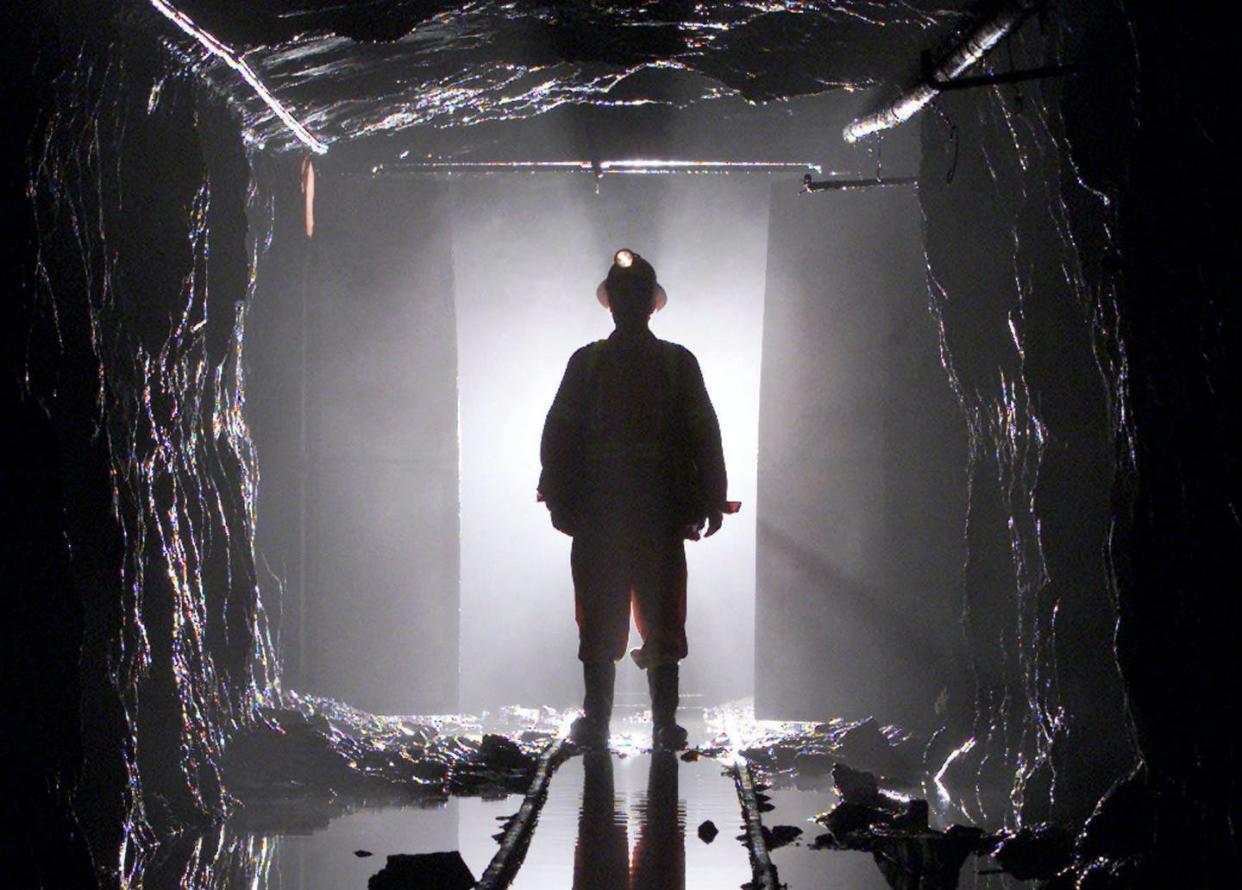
[3,2,1238,888]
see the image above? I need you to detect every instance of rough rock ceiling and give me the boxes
[143,1,971,155]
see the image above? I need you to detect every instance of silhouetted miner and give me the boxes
[540,248,733,751]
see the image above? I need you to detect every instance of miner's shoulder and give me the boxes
[565,339,609,367]
[573,339,610,356]
[657,339,701,365]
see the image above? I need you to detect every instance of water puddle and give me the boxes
[760,786,1037,889]
[260,794,515,887]
[512,751,752,889]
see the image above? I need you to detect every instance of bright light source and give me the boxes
[614,249,634,268]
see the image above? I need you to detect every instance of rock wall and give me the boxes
[917,6,1133,823]
[1060,4,1241,884]
[920,2,1240,881]
[5,4,273,883]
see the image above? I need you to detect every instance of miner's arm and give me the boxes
[681,349,728,536]
[539,346,590,534]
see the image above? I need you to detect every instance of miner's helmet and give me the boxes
[596,248,668,315]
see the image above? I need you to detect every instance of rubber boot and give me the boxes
[648,664,688,750]
[570,662,615,749]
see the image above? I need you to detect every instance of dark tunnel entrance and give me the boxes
[9,2,1239,888]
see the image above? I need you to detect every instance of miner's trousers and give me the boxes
[571,516,688,666]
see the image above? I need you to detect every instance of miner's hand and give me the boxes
[703,508,724,538]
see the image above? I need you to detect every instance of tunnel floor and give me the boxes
[212,705,1038,889]
[509,750,751,888]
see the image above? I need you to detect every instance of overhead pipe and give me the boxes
[843,0,1039,143]
[365,159,824,177]
[801,173,918,193]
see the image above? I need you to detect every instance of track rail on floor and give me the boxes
[732,755,782,890]
[475,737,572,890]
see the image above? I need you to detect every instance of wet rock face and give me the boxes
[989,824,1074,882]
[916,10,1135,827]
[175,1,961,150]
[809,765,1084,888]
[12,0,271,871]
[1053,5,1240,884]
[740,717,923,789]
[915,3,1239,882]
[2,7,98,888]
[221,698,548,818]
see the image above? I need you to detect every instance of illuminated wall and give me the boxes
[251,173,461,714]
[756,181,968,729]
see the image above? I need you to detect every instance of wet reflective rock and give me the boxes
[1072,769,1152,865]
[738,716,921,789]
[943,824,985,847]
[479,733,533,771]
[818,763,926,841]
[763,824,803,849]
[889,798,929,833]
[823,801,888,839]
[869,832,975,890]
[221,697,549,814]
[811,763,990,888]
[832,763,883,804]
[835,717,918,779]
[367,851,475,890]
[990,823,1074,881]
[1061,854,1143,890]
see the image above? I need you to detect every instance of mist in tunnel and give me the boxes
[453,172,769,710]
[279,154,946,723]
[238,66,940,721]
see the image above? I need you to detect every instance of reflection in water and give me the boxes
[574,752,687,890]
[632,754,686,890]
[574,753,628,890]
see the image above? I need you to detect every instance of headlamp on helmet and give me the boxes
[597,248,668,314]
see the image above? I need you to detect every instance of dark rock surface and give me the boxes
[221,697,545,818]
[367,851,475,890]
[763,824,803,850]
[740,717,922,789]
[990,824,1074,882]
